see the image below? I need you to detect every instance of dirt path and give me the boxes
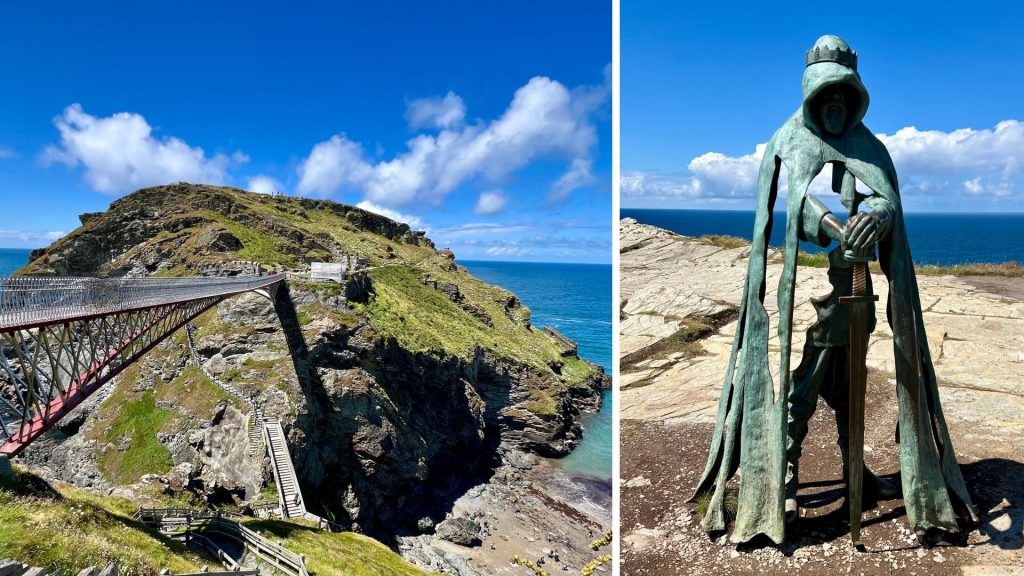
[621,376,1023,575]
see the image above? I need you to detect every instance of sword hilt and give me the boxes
[839,263,878,304]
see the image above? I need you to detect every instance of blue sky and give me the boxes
[0,2,611,263]
[622,1,1024,212]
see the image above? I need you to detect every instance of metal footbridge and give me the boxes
[0,274,284,456]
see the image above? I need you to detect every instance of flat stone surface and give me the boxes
[619,219,1024,459]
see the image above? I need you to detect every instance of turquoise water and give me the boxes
[0,248,31,278]
[623,209,1024,266]
[459,260,612,482]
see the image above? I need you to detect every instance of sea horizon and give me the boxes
[622,206,1024,216]
[623,208,1024,267]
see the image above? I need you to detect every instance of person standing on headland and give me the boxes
[691,35,979,545]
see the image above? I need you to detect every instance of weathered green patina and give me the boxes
[692,35,979,544]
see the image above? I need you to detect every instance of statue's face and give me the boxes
[818,87,848,136]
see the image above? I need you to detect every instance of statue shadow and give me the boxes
[745,459,1023,554]
[960,458,1023,551]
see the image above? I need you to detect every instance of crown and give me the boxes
[805,45,858,70]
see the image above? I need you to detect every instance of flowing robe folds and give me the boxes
[691,56,979,544]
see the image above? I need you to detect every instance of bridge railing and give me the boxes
[0,275,282,331]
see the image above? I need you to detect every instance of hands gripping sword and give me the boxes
[837,167,878,543]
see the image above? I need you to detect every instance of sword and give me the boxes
[837,169,877,544]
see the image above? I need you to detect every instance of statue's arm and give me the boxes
[798,195,844,247]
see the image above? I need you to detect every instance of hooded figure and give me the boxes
[692,35,979,544]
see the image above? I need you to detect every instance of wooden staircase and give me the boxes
[262,418,306,519]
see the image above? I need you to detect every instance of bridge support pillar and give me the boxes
[0,454,12,480]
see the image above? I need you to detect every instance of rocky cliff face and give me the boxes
[16,184,607,539]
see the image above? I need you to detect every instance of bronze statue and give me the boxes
[692,35,979,544]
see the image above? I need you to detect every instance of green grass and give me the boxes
[93,375,175,485]
[694,488,739,523]
[259,482,279,503]
[795,249,1023,277]
[159,364,238,414]
[796,252,831,268]
[197,210,299,267]
[360,265,596,417]
[299,301,360,329]
[0,469,206,576]
[698,235,748,249]
[916,261,1023,277]
[91,356,239,485]
[243,519,436,576]
[560,356,596,388]
[362,266,562,367]
[299,280,345,299]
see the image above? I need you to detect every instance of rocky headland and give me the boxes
[4,184,610,575]
[619,217,1023,575]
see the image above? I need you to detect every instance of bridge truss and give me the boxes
[0,275,282,456]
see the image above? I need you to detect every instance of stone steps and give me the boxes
[185,323,264,457]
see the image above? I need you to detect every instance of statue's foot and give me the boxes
[864,468,900,500]
[785,498,799,524]
[842,464,901,502]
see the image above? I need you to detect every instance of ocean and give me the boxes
[0,248,31,278]
[459,260,613,482]
[622,209,1024,267]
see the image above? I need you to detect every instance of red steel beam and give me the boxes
[0,297,223,456]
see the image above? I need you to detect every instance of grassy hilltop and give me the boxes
[5,184,605,572]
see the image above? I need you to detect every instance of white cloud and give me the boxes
[248,175,283,195]
[878,121,1023,177]
[295,134,374,196]
[623,120,1024,207]
[431,222,532,238]
[486,245,532,258]
[474,190,507,215]
[296,73,608,208]
[0,229,65,246]
[452,234,611,263]
[0,148,15,159]
[406,92,466,130]
[42,104,245,195]
[549,158,593,203]
[355,200,425,230]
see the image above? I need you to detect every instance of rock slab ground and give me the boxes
[619,218,1024,575]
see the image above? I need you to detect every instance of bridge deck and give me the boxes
[0,275,284,332]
